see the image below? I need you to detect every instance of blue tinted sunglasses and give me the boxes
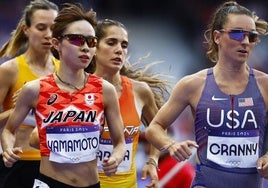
[60,34,97,48]
[220,29,258,43]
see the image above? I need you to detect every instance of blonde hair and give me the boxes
[122,53,171,109]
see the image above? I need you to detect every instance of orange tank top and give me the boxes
[98,76,141,187]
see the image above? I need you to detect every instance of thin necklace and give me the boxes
[55,71,87,90]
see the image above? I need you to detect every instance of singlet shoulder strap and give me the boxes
[249,67,254,76]
[207,67,213,75]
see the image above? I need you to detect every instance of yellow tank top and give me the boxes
[2,54,59,160]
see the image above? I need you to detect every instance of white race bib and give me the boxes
[207,135,259,168]
[46,125,100,163]
[98,137,133,172]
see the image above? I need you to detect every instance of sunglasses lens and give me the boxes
[66,35,84,46]
[71,36,85,46]
[229,31,244,41]
[228,30,258,43]
[86,37,97,47]
[63,34,97,47]
[248,33,258,42]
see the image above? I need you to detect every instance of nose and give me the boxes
[241,33,250,44]
[81,41,90,52]
[115,44,123,55]
[81,46,90,53]
[44,29,52,40]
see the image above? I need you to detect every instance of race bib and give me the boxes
[46,125,100,163]
[98,137,133,172]
[207,130,259,168]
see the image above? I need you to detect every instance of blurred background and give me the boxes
[1,0,268,77]
[0,0,268,187]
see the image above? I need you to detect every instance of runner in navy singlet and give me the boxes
[146,1,268,188]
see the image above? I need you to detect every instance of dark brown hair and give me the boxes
[204,1,268,63]
[85,19,171,117]
[51,3,97,59]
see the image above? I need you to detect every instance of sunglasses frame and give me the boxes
[219,29,259,43]
[60,34,98,48]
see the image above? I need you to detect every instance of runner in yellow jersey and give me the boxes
[0,1,58,187]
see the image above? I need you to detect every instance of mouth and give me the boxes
[79,55,90,63]
[42,42,52,47]
[237,49,248,54]
[111,57,122,64]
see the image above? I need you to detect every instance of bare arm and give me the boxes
[136,81,160,155]
[254,70,268,178]
[1,80,39,167]
[145,74,201,161]
[0,61,17,131]
[0,89,22,133]
[29,127,40,149]
[134,81,160,187]
[101,79,126,176]
[0,109,13,135]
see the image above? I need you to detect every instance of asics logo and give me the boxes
[212,95,228,101]
[47,94,58,105]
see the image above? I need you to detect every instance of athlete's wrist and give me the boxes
[159,140,176,152]
[146,157,159,171]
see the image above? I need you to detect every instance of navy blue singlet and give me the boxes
[191,68,266,188]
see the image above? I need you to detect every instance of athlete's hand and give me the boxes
[257,152,268,179]
[102,156,119,176]
[141,163,159,188]
[2,147,22,168]
[168,140,198,162]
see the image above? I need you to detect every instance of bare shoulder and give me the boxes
[101,79,117,100]
[22,79,40,95]
[253,69,268,83]
[18,79,40,107]
[168,69,208,108]
[253,68,268,84]
[0,58,19,90]
[131,79,151,95]
[253,69,268,92]
[0,58,18,79]
[0,58,18,72]
[176,69,208,90]
[131,78,147,86]
[102,79,116,91]
[252,69,268,106]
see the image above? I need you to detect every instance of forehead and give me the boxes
[31,9,57,25]
[225,14,256,30]
[65,20,95,35]
[105,25,128,40]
